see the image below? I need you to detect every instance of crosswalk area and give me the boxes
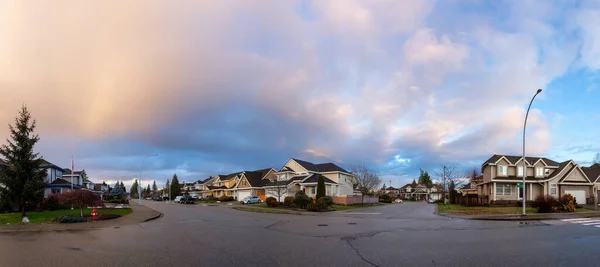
[560,218,600,227]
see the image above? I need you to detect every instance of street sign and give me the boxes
[516,183,523,188]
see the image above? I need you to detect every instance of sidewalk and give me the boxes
[0,202,162,233]
[439,210,600,221]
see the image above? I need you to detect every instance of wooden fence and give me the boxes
[453,195,489,206]
[333,195,379,205]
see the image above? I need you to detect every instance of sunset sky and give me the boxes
[1,1,599,190]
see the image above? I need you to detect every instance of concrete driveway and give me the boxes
[2,200,600,267]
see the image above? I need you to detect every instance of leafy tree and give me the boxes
[64,190,102,217]
[316,175,326,199]
[130,179,139,199]
[110,182,125,198]
[171,174,182,197]
[351,164,382,205]
[0,106,47,216]
[120,181,126,193]
[418,169,432,186]
[152,180,158,193]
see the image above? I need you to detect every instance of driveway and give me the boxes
[2,200,600,267]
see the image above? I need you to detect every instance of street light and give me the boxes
[139,154,158,205]
[522,89,542,215]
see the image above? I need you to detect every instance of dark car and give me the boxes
[180,195,195,204]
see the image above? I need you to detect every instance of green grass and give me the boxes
[437,203,537,215]
[0,208,132,225]
[331,204,384,211]
[195,199,218,203]
[234,206,300,215]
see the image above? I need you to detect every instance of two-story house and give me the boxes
[233,168,276,201]
[583,163,600,202]
[263,158,358,201]
[477,155,593,205]
[42,159,83,197]
[399,180,443,200]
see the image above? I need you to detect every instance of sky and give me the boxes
[1,0,599,190]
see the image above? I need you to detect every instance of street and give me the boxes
[2,202,600,266]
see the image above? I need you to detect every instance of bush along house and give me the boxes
[477,155,594,205]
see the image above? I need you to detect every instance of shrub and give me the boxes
[266,197,279,207]
[283,196,295,207]
[379,194,392,203]
[307,202,318,212]
[42,195,67,211]
[532,195,558,213]
[316,197,329,211]
[218,195,234,202]
[322,196,334,207]
[57,215,87,224]
[294,191,311,209]
[560,194,577,212]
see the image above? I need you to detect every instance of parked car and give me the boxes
[153,196,163,201]
[174,196,183,203]
[180,195,195,204]
[427,199,435,204]
[240,196,262,204]
[394,199,403,203]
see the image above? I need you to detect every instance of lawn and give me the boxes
[234,206,301,215]
[437,204,537,215]
[0,208,132,225]
[331,203,384,211]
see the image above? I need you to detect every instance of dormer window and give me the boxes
[498,165,507,176]
[536,167,544,177]
[517,166,523,177]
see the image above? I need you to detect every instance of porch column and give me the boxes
[493,183,496,201]
[529,183,532,201]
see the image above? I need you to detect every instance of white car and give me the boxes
[174,196,183,203]
[394,199,403,203]
[240,196,262,204]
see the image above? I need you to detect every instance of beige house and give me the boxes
[477,155,594,205]
[233,168,276,201]
[264,158,359,201]
[399,180,443,200]
[583,163,600,202]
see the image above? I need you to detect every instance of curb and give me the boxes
[437,212,600,221]
[143,212,163,222]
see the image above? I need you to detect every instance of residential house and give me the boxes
[460,175,483,196]
[264,158,359,202]
[42,159,83,197]
[399,180,443,200]
[477,155,594,205]
[383,186,400,196]
[208,173,242,198]
[583,163,600,202]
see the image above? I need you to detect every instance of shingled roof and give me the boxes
[291,158,350,173]
[483,155,560,167]
[583,164,600,183]
[301,174,337,184]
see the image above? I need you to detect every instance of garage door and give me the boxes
[565,190,586,204]
[237,190,251,201]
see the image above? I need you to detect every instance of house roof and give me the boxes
[483,155,560,167]
[50,178,72,185]
[207,185,228,190]
[242,171,267,187]
[386,186,397,190]
[252,168,274,178]
[202,177,215,185]
[93,184,103,191]
[301,174,337,184]
[40,159,66,172]
[279,166,294,172]
[583,164,600,183]
[292,158,320,172]
[290,158,350,173]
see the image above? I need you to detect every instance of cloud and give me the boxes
[0,1,597,184]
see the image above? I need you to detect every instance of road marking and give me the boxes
[345,212,382,215]
[594,225,600,228]
[582,222,600,225]
[571,220,600,224]
[561,218,588,222]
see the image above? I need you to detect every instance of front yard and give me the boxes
[437,203,594,215]
[0,208,132,225]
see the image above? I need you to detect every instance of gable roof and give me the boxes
[241,171,267,187]
[483,154,559,167]
[252,168,275,179]
[289,158,350,173]
[40,159,66,172]
[583,164,600,183]
[386,186,397,190]
[301,174,337,184]
[292,158,320,172]
[50,178,72,185]
[279,166,294,172]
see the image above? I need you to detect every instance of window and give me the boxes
[498,166,507,176]
[517,166,523,177]
[51,188,61,194]
[495,184,511,196]
[242,180,246,186]
[536,167,544,177]
[550,184,557,195]
[311,187,315,194]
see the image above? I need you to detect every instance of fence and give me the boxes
[453,195,489,206]
[333,195,379,205]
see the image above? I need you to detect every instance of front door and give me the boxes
[518,187,523,200]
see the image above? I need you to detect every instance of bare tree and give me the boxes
[351,164,382,205]
[265,180,287,203]
[594,153,600,164]
[434,164,465,204]
[465,167,481,180]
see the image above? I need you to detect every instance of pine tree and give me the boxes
[165,179,170,199]
[0,106,47,216]
[130,179,139,199]
[110,182,124,198]
[418,169,433,186]
[316,174,326,199]
[120,181,126,193]
[146,184,151,197]
[171,174,182,197]
[152,180,158,193]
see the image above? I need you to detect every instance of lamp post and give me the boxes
[522,89,542,215]
[139,154,158,205]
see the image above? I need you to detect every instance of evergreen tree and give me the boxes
[418,169,433,186]
[130,179,139,199]
[171,174,182,197]
[146,184,151,197]
[120,181,126,193]
[165,179,170,199]
[152,180,158,193]
[0,106,47,215]
[109,182,125,198]
[316,174,326,199]
[449,180,456,204]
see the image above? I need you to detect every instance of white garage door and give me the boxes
[237,190,251,201]
[565,190,586,204]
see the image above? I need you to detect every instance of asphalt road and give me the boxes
[2,201,600,267]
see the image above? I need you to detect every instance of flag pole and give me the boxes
[71,156,74,210]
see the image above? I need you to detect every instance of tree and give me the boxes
[465,167,481,180]
[265,179,287,203]
[120,181,126,193]
[152,180,158,193]
[382,183,386,190]
[0,106,47,216]
[171,174,182,197]
[418,169,432,186]
[351,164,382,205]
[316,175,326,199]
[594,153,600,164]
[434,164,463,204]
[109,182,124,198]
[165,179,170,199]
[449,180,456,204]
[130,179,139,199]
[64,190,102,217]
[145,184,151,197]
